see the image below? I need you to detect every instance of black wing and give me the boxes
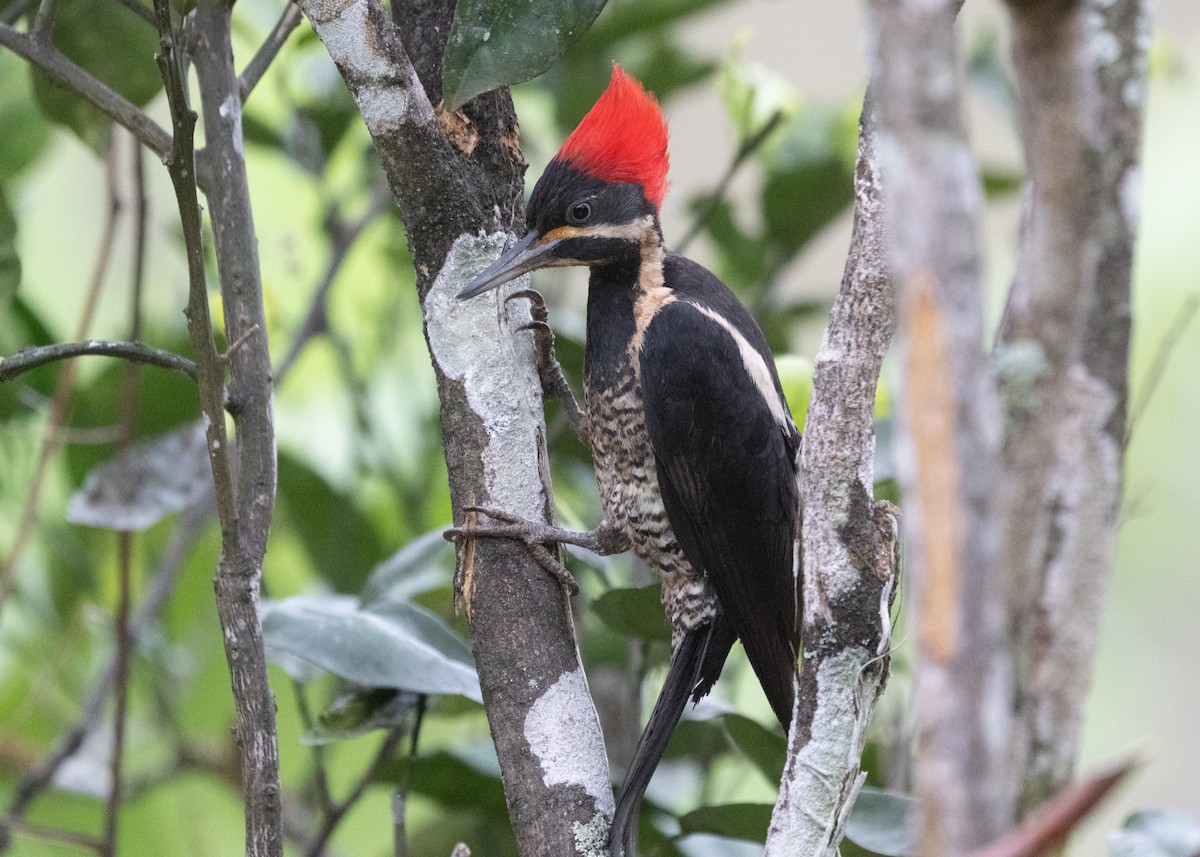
[639,298,800,728]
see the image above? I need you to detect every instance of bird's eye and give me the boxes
[567,200,593,225]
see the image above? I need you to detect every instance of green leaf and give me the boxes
[722,713,786,785]
[361,528,455,606]
[277,453,385,593]
[678,803,772,843]
[442,0,609,110]
[261,595,482,702]
[0,184,19,302]
[30,0,163,150]
[845,786,917,857]
[66,423,210,531]
[0,52,50,180]
[1109,809,1200,857]
[405,748,509,819]
[304,687,418,745]
[592,584,671,642]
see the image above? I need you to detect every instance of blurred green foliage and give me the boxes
[0,0,1126,854]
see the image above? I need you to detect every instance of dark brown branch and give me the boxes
[294,1,614,853]
[275,187,391,384]
[238,1,303,101]
[110,0,155,26]
[0,340,198,383]
[0,22,171,159]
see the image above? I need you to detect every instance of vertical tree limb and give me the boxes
[998,0,1148,813]
[293,2,613,854]
[188,1,283,853]
[153,0,282,853]
[764,97,901,857]
[868,0,1015,851]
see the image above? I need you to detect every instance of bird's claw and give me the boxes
[506,288,549,323]
[445,506,579,596]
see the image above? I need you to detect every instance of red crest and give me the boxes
[553,66,670,210]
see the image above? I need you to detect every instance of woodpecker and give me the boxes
[456,66,801,855]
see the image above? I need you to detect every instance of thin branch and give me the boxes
[293,682,336,817]
[30,0,57,41]
[238,1,302,101]
[0,149,121,614]
[110,0,155,26]
[184,0,284,852]
[0,22,171,159]
[275,187,391,384]
[676,109,785,254]
[0,818,105,854]
[1125,293,1198,448]
[0,0,35,26]
[304,727,407,857]
[392,695,426,857]
[0,340,198,383]
[102,134,149,857]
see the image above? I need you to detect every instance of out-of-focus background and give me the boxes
[0,0,1197,855]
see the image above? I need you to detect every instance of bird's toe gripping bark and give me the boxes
[445,505,581,596]
[505,289,590,447]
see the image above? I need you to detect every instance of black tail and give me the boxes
[609,621,733,857]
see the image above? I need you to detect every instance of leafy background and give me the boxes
[0,0,1198,855]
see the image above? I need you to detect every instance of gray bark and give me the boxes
[868,0,1015,851]
[998,0,1148,813]
[764,98,901,857]
[293,2,614,854]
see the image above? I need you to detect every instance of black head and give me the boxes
[457,161,660,299]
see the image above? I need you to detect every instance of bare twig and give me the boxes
[0,818,105,853]
[0,340,198,383]
[304,727,407,857]
[111,0,155,26]
[0,22,171,159]
[30,0,57,41]
[275,187,391,384]
[102,135,149,857]
[0,149,121,614]
[238,1,303,101]
[1125,294,1198,448]
[293,682,336,816]
[677,109,785,254]
[183,0,283,851]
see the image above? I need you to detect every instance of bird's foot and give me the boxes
[505,289,591,447]
[445,505,602,596]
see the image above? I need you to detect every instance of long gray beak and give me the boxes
[457,231,562,300]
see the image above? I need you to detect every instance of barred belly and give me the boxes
[585,361,719,646]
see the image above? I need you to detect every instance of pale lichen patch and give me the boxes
[524,668,614,814]
[424,232,549,516]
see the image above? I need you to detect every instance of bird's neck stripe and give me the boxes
[629,242,672,357]
[691,304,792,429]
